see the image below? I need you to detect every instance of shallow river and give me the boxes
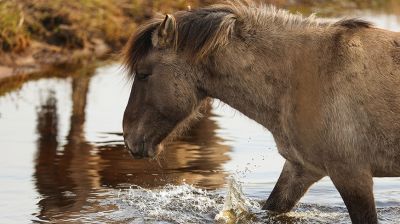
[1,7,400,224]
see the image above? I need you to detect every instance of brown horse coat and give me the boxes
[122,1,400,223]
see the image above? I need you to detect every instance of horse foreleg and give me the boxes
[262,160,323,213]
[329,168,377,224]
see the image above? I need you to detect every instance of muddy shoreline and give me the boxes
[0,39,110,82]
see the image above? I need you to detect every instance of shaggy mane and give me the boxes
[122,0,373,76]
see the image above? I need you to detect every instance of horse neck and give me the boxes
[202,26,329,133]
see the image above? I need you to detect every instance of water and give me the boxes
[1,7,400,224]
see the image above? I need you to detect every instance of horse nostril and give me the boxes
[123,138,149,159]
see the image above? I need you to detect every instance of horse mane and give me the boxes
[122,19,162,76]
[123,0,373,76]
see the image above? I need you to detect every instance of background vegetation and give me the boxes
[0,0,207,55]
[0,0,399,63]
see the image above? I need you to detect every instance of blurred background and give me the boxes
[1,1,400,224]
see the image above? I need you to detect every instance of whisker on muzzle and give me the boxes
[150,149,164,168]
[140,141,145,157]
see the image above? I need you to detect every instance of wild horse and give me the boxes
[121,1,400,223]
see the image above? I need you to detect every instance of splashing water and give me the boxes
[106,175,398,224]
[98,178,400,224]
[215,177,261,223]
[111,177,260,224]
[115,183,224,223]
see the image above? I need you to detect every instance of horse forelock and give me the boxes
[122,18,163,78]
[123,0,373,77]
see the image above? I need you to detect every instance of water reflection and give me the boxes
[34,91,60,221]
[97,103,230,189]
[34,68,99,221]
[32,67,231,221]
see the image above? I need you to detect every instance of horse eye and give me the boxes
[136,73,151,81]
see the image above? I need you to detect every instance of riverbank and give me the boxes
[0,0,398,85]
[0,0,203,83]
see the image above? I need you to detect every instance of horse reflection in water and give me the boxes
[32,68,230,221]
[98,102,230,189]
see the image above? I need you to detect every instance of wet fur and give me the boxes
[122,1,399,223]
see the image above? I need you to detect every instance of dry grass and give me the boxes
[21,0,133,49]
[0,1,29,52]
[0,0,399,54]
[0,0,211,54]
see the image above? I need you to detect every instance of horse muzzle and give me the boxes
[123,137,161,159]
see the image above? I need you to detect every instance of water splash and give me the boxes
[116,183,224,223]
[215,177,260,224]
[102,179,400,224]
[111,177,261,224]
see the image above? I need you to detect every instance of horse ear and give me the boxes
[152,14,177,48]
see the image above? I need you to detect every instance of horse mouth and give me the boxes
[124,139,163,159]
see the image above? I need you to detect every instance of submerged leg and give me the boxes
[329,168,377,224]
[263,160,324,213]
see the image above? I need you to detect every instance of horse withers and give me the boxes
[121,1,400,223]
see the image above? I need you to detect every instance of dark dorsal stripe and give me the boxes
[336,18,373,29]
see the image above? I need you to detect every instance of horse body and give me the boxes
[205,16,400,172]
[122,2,400,223]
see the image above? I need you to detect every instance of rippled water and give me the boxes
[1,7,400,224]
